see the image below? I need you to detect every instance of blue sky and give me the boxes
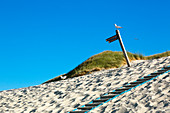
[0,0,170,91]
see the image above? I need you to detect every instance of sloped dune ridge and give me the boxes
[0,57,170,113]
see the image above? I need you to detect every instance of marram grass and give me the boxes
[43,51,170,84]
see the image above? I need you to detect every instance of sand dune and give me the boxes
[0,56,170,113]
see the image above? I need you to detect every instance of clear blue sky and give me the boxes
[0,0,170,91]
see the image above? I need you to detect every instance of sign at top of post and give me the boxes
[106,35,118,43]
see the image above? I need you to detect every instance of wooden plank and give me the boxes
[108,37,118,43]
[106,35,117,41]
[116,30,131,67]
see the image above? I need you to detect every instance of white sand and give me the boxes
[0,56,170,113]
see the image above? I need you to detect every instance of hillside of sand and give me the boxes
[0,56,170,113]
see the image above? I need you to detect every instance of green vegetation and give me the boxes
[43,51,170,84]
[146,51,170,60]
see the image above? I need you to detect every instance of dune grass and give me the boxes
[146,51,170,60]
[43,51,170,84]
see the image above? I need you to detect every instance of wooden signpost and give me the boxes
[106,29,131,67]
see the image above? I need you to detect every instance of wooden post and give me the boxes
[116,30,131,67]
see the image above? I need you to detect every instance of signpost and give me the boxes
[106,29,131,67]
[106,35,118,43]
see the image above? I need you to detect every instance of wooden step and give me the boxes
[93,98,110,102]
[157,69,168,73]
[143,75,158,78]
[115,87,131,91]
[77,106,93,110]
[164,67,170,70]
[85,102,102,106]
[101,94,117,98]
[136,78,150,82]
[150,72,163,75]
[129,81,144,85]
[70,110,89,113]
[108,91,124,94]
[123,84,137,88]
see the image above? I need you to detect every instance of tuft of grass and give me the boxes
[43,50,170,84]
[146,51,170,60]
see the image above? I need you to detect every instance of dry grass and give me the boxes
[43,51,170,84]
[146,51,170,60]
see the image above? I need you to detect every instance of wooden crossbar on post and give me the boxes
[106,35,118,43]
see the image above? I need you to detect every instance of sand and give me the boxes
[0,56,170,113]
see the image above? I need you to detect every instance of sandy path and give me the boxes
[0,56,169,113]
